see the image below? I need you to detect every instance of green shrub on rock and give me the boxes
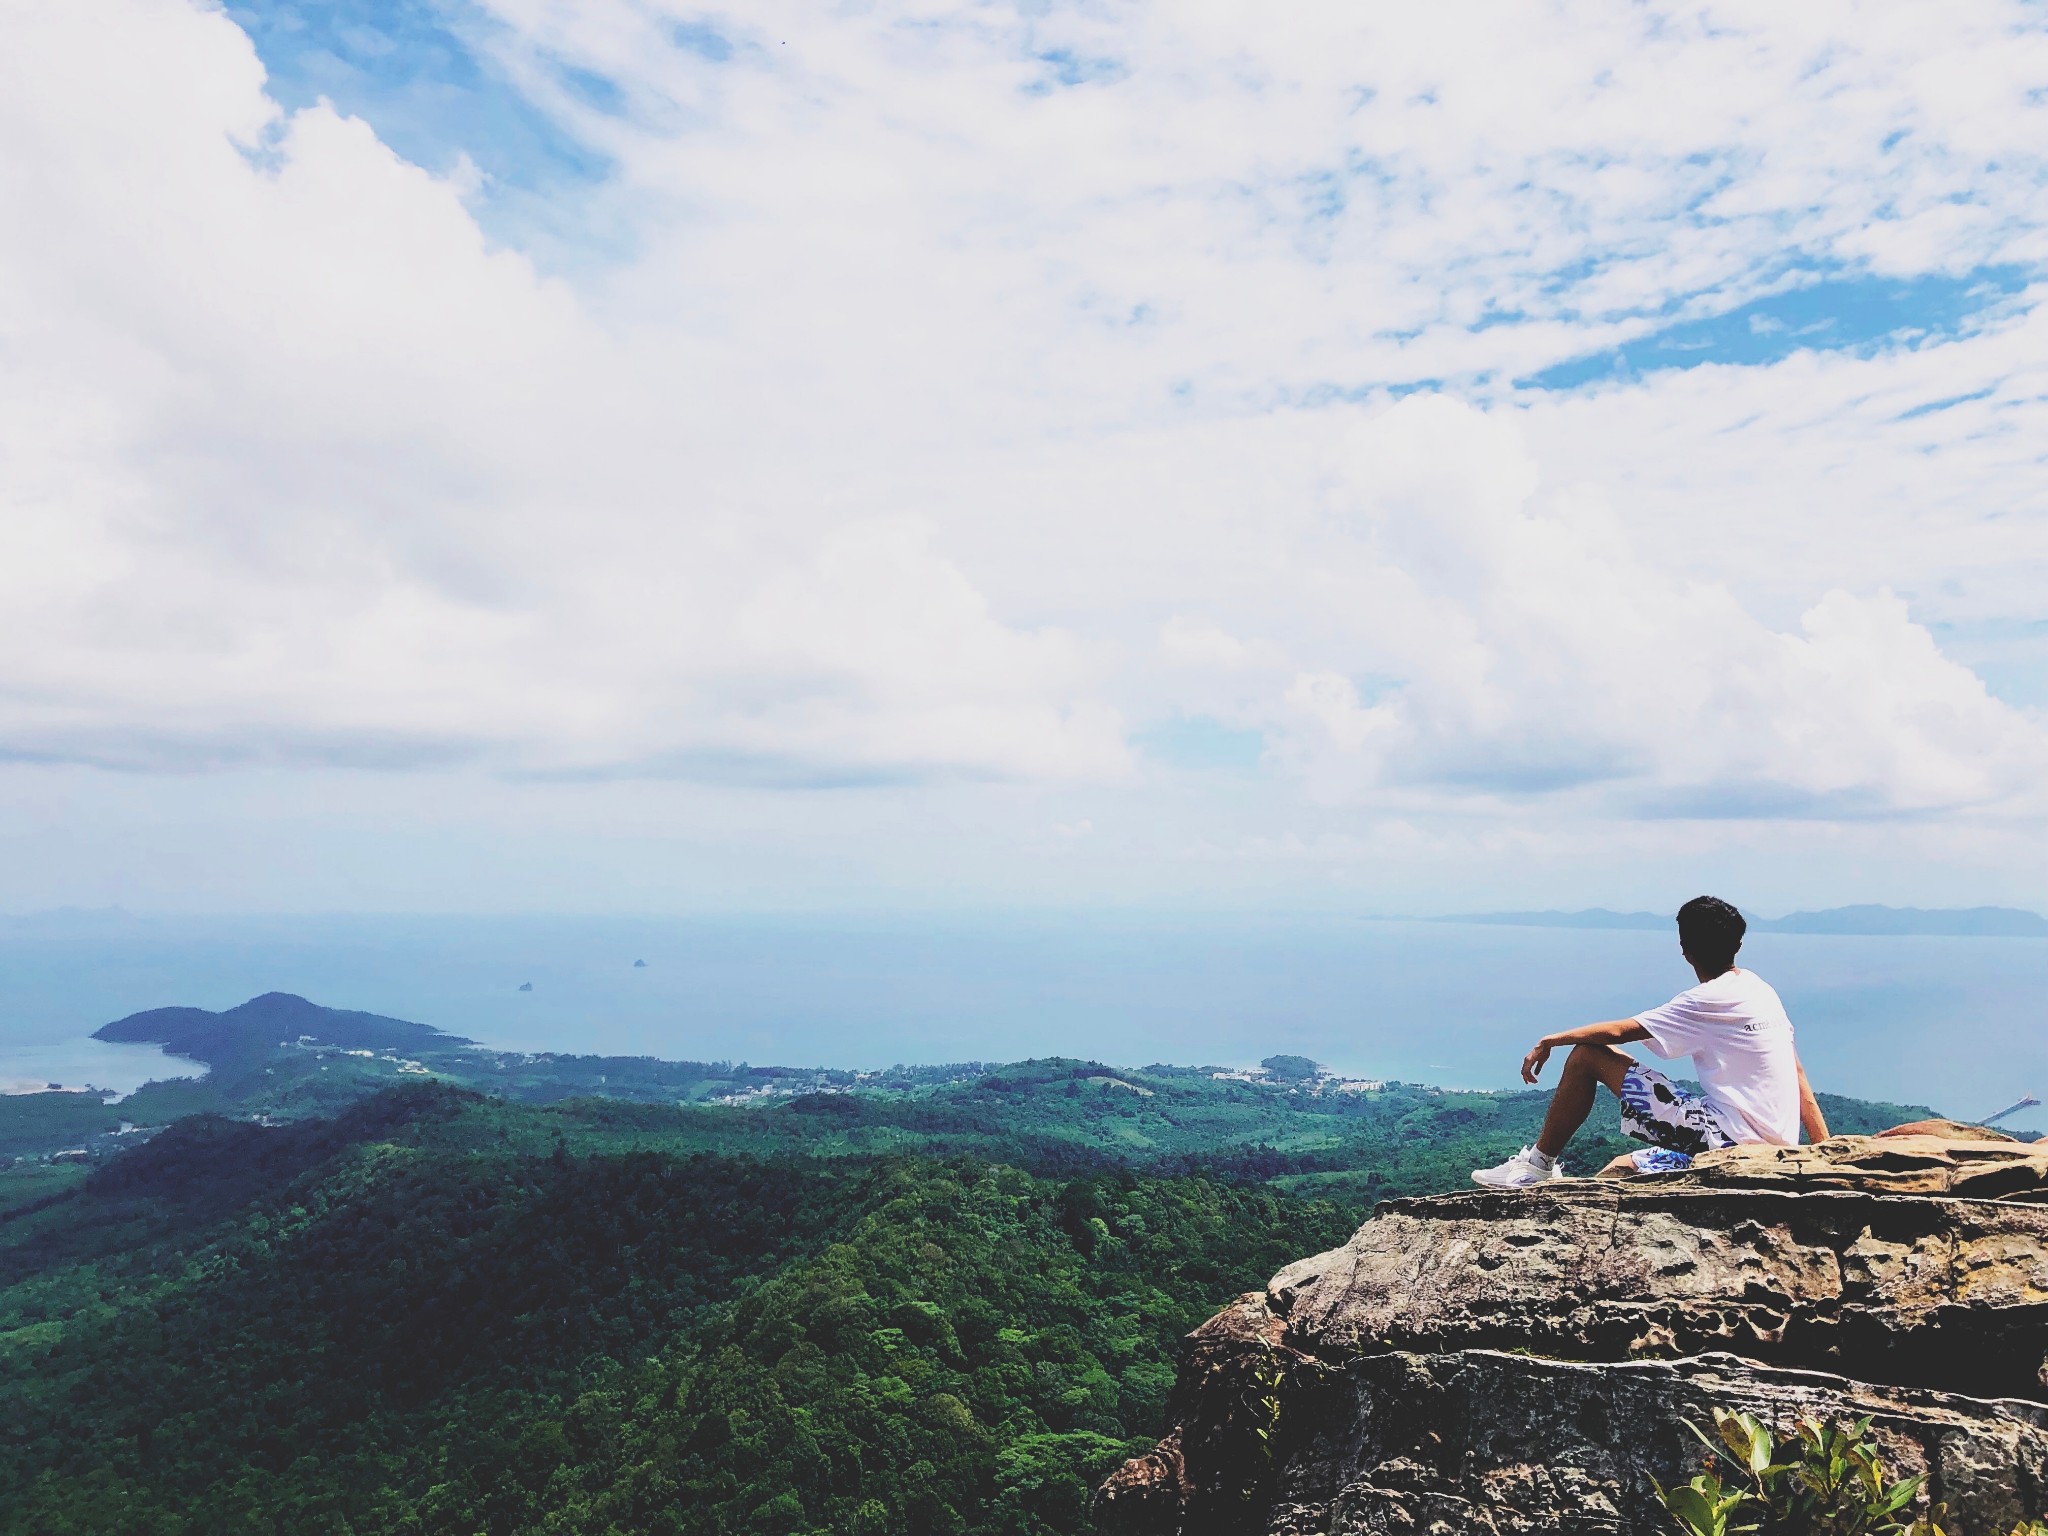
[1657,1408,2048,1536]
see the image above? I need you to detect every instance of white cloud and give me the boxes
[3,0,2048,914]
[1267,396,2048,816]
[0,0,1120,785]
[1159,618,1282,674]
[720,519,1126,782]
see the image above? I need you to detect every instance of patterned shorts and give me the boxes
[1619,1064,1735,1156]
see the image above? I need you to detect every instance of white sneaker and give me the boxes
[1471,1146,1565,1189]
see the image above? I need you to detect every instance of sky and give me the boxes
[1,0,2046,916]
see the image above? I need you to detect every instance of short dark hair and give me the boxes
[1677,895,1746,974]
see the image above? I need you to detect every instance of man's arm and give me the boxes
[1521,1018,1652,1083]
[1796,1057,1830,1143]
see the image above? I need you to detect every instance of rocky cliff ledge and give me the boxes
[1096,1128,2048,1535]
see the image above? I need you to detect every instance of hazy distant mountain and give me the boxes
[1440,909,1671,930]
[94,991,468,1071]
[1764,905,2048,936]
[1437,904,2048,937]
[1,905,145,930]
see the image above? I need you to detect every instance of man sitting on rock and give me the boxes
[1472,895,1830,1188]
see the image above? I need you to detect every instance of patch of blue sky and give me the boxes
[1536,252,1608,297]
[1029,48,1126,91]
[1926,617,2048,710]
[1284,378,1447,409]
[1468,308,1529,333]
[1518,265,2031,391]
[225,0,612,193]
[1893,386,1996,421]
[557,65,626,118]
[1297,168,1347,224]
[672,21,734,63]
[1136,718,1267,773]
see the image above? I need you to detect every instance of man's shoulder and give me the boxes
[1724,968,1794,1028]
[1727,967,1787,1001]
[1651,969,1791,1034]
[1711,967,1783,999]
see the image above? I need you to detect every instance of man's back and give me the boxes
[1474,898,1828,1189]
[1635,967,1799,1145]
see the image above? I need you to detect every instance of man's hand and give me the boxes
[1518,1018,1650,1084]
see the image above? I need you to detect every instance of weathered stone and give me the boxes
[1667,1132,2048,1201]
[1270,1184,2048,1399]
[1878,1119,2022,1143]
[1097,1134,2048,1535]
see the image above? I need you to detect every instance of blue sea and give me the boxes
[1,912,2041,1131]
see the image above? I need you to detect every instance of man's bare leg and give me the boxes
[1535,1043,1634,1159]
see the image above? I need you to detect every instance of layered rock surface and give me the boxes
[1097,1132,2048,1535]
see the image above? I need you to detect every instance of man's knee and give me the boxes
[1566,1041,1634,1093]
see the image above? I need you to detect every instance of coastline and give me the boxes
[0,1039,209,1100]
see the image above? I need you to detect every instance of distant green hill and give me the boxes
[10,992,1937,1192]
[73,990,981,1128]
[95,990,466,1063]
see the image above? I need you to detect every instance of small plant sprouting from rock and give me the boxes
[1656,1408,2048,1536]
[1247,1339,1285,1464]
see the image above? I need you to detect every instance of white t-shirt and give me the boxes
[1634,968,1802,1145]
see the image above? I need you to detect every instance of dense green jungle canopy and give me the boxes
[0,1044,1926,1536]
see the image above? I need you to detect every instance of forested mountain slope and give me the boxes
[0,1084,1353,1535]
